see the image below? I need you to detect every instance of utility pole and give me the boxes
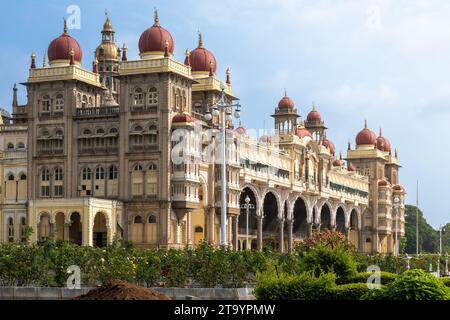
[416,180,419,256]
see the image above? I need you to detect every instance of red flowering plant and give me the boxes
[294,229,356,254]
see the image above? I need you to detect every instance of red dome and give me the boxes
[356,121,376,145]
[393,184,405,192]
[48,21,82,64]
[296,123,312,139]
[235,126,246,135]
[322,139,335,155]
[259,135,271,143]
[172,113,194,123]
[187,33,216,74]
[307,105,321,122]
[278,95,294,109]
[139,12,174,57]
[333,159,343,167]
[376,129,391,152]
[378,179,391,187]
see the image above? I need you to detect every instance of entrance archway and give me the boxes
[320,204,331,230]
[293,197,308,240]
[336,207,346,234]
[238,187,258,249]
[38,213,51,240]
[93,212,108,247]
[69,212,82,245]
[262,192,279,249]
[349,209,359,248]
[55,212,65,241]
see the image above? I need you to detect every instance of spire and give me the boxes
[12,84,18,108]
[63,19,68,35]
[395,148,398,158]
[184,49,190,66]
[284,88,287,97]
[339,152,343,161]
[153,8,160,27]
[312,102,316,111]
[379,127,382,137]
[121,44,127,62]
[42,53,46,67]
[198,31,203,48]
[30,52,36,69]
[226,68,231,84]
[347,141,351,150]
[69,48,75,65]
[93,58,99,73]
[364,119,368,129]
[164,40,169,57]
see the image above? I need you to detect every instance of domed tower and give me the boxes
[47,20,83,67]
[138,10,174,59]
[95,12,120,100]
[271,91,299,135]
[305,104,327,142]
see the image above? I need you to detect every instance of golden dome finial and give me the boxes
[63,19,68,35]
[153,8,160,27]
[379,127,382,137]
[198,31,203,48]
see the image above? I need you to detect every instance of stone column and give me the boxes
[187,212,193,246]
[278,218,284,253]
[287,219,293,252]
[359,229,364,252]
[345,227,350,241]
[233,216,239,250]
[257,215,263,251]
[142,221,147,244]
[307,222,313,237]
[64,224,69,241]
[227,215,233,248]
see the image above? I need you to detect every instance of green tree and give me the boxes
[404,205,438,254]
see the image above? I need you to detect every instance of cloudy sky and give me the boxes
[0,0,448,227]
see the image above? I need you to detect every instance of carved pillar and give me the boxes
[187,212,193,246]
[257,215,263,251]
[278,218,284,253]
[287,219,293,252]
[307,222,313,237]
[233,216,238,250]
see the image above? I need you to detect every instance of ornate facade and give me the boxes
[0,12,405,254]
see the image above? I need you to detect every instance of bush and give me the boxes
[362,269,450,300]
[341,271,397,285]
[440,277,450,287]
[327,283,370,300]
[254,271,336,300]
[298,245,357,282]
[296,229,354,253]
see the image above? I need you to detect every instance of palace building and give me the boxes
[0,12,405,254]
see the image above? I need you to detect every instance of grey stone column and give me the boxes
[278,218,285,253]
[307,222,313,237]
[233,216,239,251]
[257,215,263,251]
[287,219,293,252]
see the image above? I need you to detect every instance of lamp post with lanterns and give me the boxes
[240,195,255,250]
[204,82,241,247]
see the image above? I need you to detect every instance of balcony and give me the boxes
[75,106,119,118]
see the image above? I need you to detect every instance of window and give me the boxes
[41,186,50,197]
[6,143,14,150]
[82,167,92,180]
[7,217,14,242]
[109,166,118,179]
[83,129,92,136]
[147,163,158,196]
[148,87,158,106]
[17,142,25,149]
[134,164,142,171]
[54,185,63,197]
[134,125,143,132]
[20,217,26,242]
[96,128,105,135]
[195,226,203,233]
[41,169,50,181]
[54,168,63,181]
[110,127,118,134]
[20,174,27,180]
[133,88,144,106]
[134,216,142,224]
[8,174,14,181]
[132,164,143,196]
[42,95,51,112]
[95,167,105,180]
[55,94,64,111]
[55,129,63,137]
[148,215,156,223]
[81,95,88,108]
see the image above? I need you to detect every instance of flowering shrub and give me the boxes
[295,230,355,253]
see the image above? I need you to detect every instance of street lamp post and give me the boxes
[445,252,449,276]
[240,195,255,250]
[204,82,241,247]
[439,225,445,256]
[405,254,411,270]
[393,196,400,257]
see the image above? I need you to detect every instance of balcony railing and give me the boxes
[76,107,119,117]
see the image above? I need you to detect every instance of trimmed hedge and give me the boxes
[254,272,336,300]
[340,271,397,285]
[328,283,371,300]
[440,277,450,287]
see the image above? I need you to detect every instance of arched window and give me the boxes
[42,95,51,112]
[147,162,158,196]
[110,127,118,134]
[81,95,88,108]
[8,173,14,181]
[134,125,143,132]
[83,129,92,136]
[20,173,27,180]
[134,164,142,171]
[148,215,156,223]
[148,87,158,106]
[41,169,50,181]
[134,216,143,224]
[133,88,144,106]
[149,125,158,145]
[17,142,25,149]
[54,168,63,181]
[109,165,118,179]
[195,226,203,233]
[132,164,143,196]
[6,143,14,150]
[55,94,64,111]
[7,217,14,242]
[95,167,105,180]
[96,128,105,135]
[82,167,92,180]
[55,129,63,137]
[88,97,93,107]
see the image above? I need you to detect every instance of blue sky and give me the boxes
[0,0,448,227]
